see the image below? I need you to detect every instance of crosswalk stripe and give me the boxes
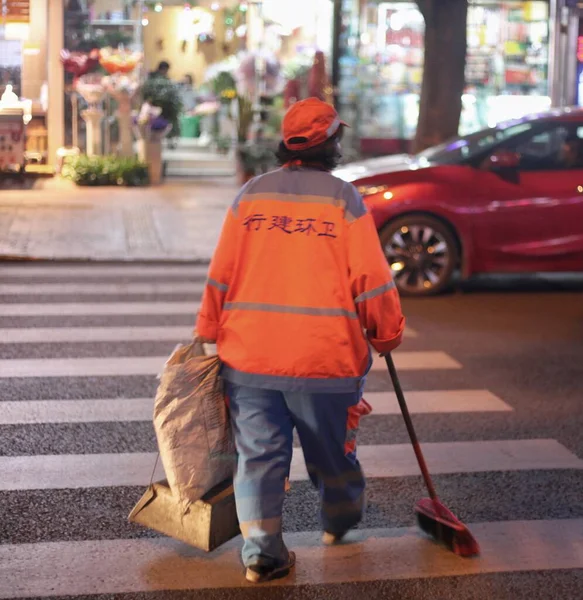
[2,440,580,491]
[0,327,194,344]
[0,265,209,278]
[291,439,583,480]
[0,282,207,295]
[0,399,154,424]
[0,351,455,378]
[2,518,583,597]
[364,390,513,414]
[0,302,200,316]
[0,390,511,425]
[0,326,417,344]
[0,356,165,377]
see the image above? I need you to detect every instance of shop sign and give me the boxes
[1,0,30,23]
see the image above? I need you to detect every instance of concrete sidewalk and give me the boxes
[0,178,239,262]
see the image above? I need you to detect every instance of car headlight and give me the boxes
[357,184,394,200]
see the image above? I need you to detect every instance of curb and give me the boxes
[0,254,212,265]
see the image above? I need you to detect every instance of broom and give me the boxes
[385,354,480,557]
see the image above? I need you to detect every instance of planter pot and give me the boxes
[180,115,201,138]
[137,139,163,185]
[236,162,254,186]
[236,145,256,186]
[236,151,254,186]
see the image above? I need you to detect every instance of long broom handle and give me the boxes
[385,354,438,500]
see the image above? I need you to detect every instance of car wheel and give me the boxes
[379,215,459,296]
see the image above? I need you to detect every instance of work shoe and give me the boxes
[322,531,347,546]
[245,551,296,584]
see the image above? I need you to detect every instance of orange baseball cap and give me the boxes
[282,97,348,151]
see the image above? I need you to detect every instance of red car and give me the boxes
[335,108,583,296]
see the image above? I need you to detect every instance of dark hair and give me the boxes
[158,61,170,72]
[276,126,344,172]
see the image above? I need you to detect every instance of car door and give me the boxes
[471,121,583,273]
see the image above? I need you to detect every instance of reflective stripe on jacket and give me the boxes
[195,166,405,393]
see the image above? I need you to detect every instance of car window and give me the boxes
[416,122,534,166]
[503,124,583,171]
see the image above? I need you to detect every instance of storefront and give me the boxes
[0,0,569,169]
[0,0,51,169]
[0,0,336,169]
[336,0,553,155]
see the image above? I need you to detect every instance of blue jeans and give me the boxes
[226,383,366,568]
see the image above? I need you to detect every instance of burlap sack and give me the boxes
[153,341,236,512]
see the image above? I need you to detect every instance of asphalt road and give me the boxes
[1,263,583,600]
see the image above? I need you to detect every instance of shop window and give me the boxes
[0,40,22,97]
[338,0,551,156]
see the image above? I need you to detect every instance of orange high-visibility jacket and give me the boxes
[196,166,405,393]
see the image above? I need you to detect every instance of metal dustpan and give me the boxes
[128,478,240,552]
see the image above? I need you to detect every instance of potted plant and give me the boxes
[140,77,182,141]
[62,155,149,187]
[133,102,172,185]
[215,135,231,155]
[236,142,276,182]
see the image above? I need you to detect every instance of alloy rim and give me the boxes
[385,225,450,292]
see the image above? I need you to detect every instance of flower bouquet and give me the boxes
[99,47,142,75]
[102,74,140,109]
[61,50,101,150]
[75,73,105,108]
[236,51,282,98]
[211,71,237,105]
[60,49,100,82]
[133,102,172,142]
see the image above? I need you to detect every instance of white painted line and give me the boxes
[0,453,166,490]
[0,351,440,378]
[371,351,461,371]
[0,357,165,378]
[0,327,194,344]
[0,265,209,278]
[0,302,200,316]
[364,390,513,414]
[0,282,206,295]
[0,391,510,425]
[0,326,417,344]
[2,440,580,491]
[290,439,583,480]
[3,518,583,597]
[0,399,154,425]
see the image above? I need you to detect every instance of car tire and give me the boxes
[379,215,459,297]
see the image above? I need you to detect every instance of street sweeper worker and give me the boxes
[196,97,405,584]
